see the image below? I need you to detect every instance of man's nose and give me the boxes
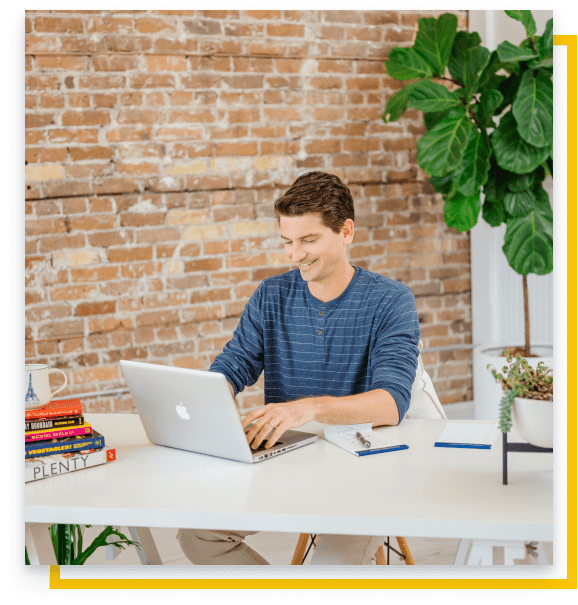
[291,245,306,263]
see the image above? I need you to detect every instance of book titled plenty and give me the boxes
[25,422,92,443]
[25,399,82,420]
[25,447,116,483]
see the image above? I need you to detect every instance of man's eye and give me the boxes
[304,239,316,244]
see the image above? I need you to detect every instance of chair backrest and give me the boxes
[405,341,447,420]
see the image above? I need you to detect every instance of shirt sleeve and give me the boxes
[209,282,265,396]
[369,284,420,424]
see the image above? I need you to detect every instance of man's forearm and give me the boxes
[308,389,400,427]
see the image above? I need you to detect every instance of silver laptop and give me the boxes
[119,360,317,463]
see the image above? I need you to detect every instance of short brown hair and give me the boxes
[273,171,355,234]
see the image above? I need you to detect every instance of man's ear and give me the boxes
[342,219,354,244]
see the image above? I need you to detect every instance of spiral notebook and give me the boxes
[323,423,408,457]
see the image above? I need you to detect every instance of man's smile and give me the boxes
[298,260,316,268]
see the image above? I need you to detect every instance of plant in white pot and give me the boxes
[489,350,553,448]
[380,10,554,420]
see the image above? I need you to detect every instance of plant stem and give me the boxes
[433,75,463,87]
[523,274,530,357]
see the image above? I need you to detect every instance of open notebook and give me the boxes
[323,423,408,457]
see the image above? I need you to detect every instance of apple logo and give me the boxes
[176,402,190,420]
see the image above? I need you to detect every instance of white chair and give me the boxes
[292,341,444,566]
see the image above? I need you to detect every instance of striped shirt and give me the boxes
[209,266,420,424]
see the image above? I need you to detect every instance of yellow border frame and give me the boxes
[48,35,577,590]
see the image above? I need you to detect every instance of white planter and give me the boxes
[512,397,553,448]
[473,343,553,421]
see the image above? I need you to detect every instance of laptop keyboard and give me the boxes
[251,440,282,453]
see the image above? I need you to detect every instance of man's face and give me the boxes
[279,213,354,285]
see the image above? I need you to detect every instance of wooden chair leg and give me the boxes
[396,536,415,565]
[291,533,310,565]
[375,545,387,565]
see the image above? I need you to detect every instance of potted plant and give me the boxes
[26,524,141,565]
[488,350,553,447]
[381,10,553,419]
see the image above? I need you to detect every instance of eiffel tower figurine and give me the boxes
[25,373,40,404]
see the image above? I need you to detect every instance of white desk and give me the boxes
[25,414,553,563]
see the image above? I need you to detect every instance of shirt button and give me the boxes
[317,330,322,336]
[318,311,324,316]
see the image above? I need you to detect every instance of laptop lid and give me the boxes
[119,360,316,463]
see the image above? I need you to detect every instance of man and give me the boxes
[177,171,421,565]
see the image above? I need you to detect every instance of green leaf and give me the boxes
[464,45,491,98]
[382,82,418,123]
[497,40,538,63]
[451,129,491,196]
[504,188,537,217]
[505,10,537,37]
[477,51,507,93]
[533,182,552,211]
[513,70,553,148]
[477,89,503,128]
[502,206,553,275]
[492,112,551,174]
[529,46,553,69]
[386,48,434,80]
[414,13,458,75]
[482,197,507,227]
[429,174,453,194]
[416,106,472,176]
[537,18,553,58]
[408,79,462,112]
[448,31,481,85]
[444,190,481,231]
[497,72,521,113]
[506,171,536,193]
[424,108,451,131]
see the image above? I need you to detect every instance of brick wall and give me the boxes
[25,9,473,414]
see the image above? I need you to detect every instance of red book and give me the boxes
[25,399,83,420]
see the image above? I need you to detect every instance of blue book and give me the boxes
[25,430,105,459]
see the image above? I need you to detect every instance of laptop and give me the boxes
[119,360,317,463]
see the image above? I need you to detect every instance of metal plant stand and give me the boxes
[502,431,553,485]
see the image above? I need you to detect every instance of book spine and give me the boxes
[25,423,92,443]
[25,415,84,432]
[25,399,82,420]
[25,431,105,459]
[25,447,116,483]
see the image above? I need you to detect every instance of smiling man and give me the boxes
[176,171,421,565]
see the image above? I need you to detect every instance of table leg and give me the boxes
[127,527,163,565]
[453,539,471,565]
[25,523,57,565]
[464,539,527,565]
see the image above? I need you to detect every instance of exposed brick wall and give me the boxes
[25,9,473,414]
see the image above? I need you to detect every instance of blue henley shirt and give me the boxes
[209,266,420,424]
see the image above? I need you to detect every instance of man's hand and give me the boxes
[241,399,319,450]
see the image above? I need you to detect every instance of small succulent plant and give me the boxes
[488,349,553,432]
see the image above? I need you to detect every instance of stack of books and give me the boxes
[25,399,116,483]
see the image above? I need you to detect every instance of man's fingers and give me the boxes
[264,423,287,449]
[241,407,266,429]
[249,418,281,449]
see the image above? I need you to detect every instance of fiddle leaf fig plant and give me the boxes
[382,10,553,356]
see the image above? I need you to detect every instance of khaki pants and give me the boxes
[177,528,384,565]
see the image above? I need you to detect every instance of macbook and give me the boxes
[119,360,317,463]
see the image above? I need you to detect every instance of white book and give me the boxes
[25,446,116,482]
[323,423,408,457]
